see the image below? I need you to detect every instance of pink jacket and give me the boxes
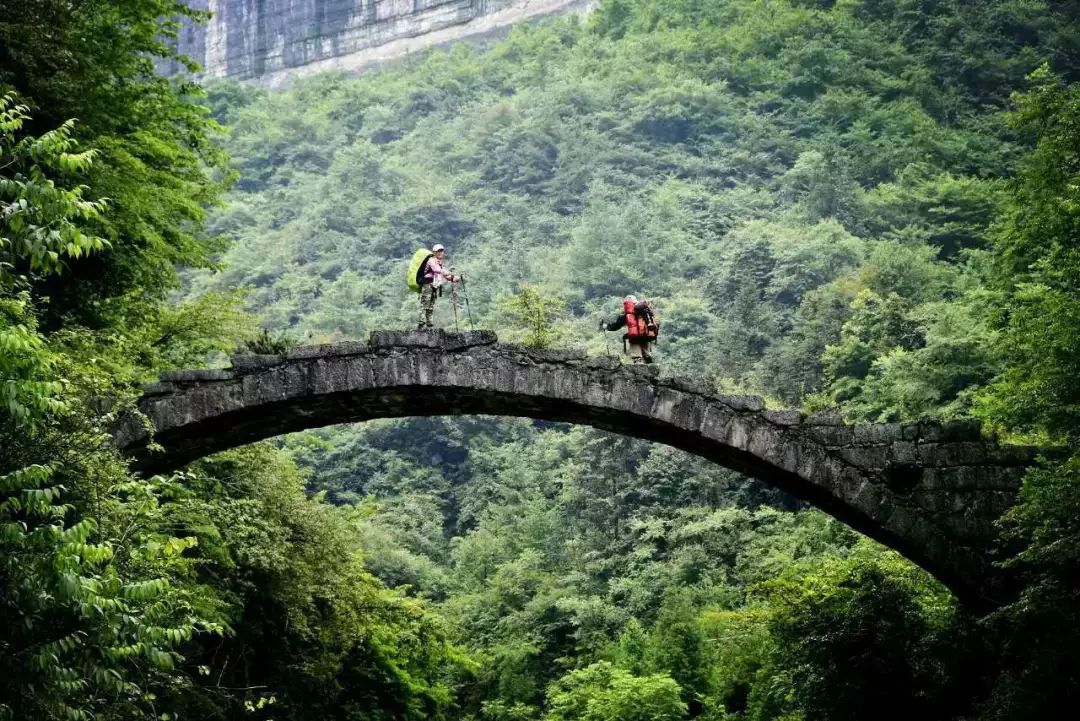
[423,256,456,286]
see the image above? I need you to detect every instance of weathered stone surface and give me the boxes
[805,425,855,447]
[854,423,901,444]
[762,409,802,426]
[719,395,765,411]
[118,330,1046,608]
[368,328,497,350]
[805,409,844,425]
[230,353,286,372]
[141,382,175,397]
[164,0,598,87]
[287,341,369,359]
[158,368,233,382]
[889,441,918,465]
[503,345,588,363]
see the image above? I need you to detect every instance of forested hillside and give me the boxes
[2,1,1079,721]
[194,0,1074,418]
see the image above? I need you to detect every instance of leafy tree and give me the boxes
[763,558,965,721]
[0,97,225,721]
[546,662,687,721]
[973,67,1080,721]
[501,285,567,349]
[0,0,230,329]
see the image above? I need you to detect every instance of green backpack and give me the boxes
[407,248,433,293]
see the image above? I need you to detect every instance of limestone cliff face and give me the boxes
[168,0,596,86]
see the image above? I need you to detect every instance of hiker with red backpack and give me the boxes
[408,244,459,329]
[600,295,660,363]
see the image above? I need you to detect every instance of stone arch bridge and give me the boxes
[117,330,1040,606]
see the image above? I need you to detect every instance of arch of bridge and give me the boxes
[117,329,1038,606]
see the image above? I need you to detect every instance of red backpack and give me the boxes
[623,298,659,341]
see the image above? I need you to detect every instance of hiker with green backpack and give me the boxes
[408,244,460,329]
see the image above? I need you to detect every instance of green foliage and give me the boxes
[501,285,567,348]
[5,1,1080,720]
[0,292,63,425]
[0,87,222,720]
[546,662,687,721]
[164,446,465,721]
[0,0,230,328]
[0,462,226,721]
[242,326,294,355]
[762,558,962,721]
[977,66,1080,440]
[195,0,1067,410]
[970,68,1080,721]
[0,93,107,285]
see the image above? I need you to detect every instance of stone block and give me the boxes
[984,445,1039,466]
[883,505,919,538]
[662,375,706,395]
[837,465,864,498]
[287,341,369,359]
[369,329,497,350]
[901,422,922,440]
[369,329,444,348]
[796,448,841,487]
[518,347,588,363]
[804,425,854,447]
[159,368,233,382]
[919,419,983,442]
[230,353,285,372]
[762,409,801,426]
[912,489,953,514]
[940,419,984,441]
[444,330,499,351]
[765,437,801,474]
[652,390,706,432]
[141,382,175,397]
[889,441,918,465]
[726,416,751,450]
[922,467,979,491]
[917,441,992,466]
[854,423,901,444]
[624,364,660,379]
[747,425,775,459]
[840,446,888,470]
[850,479,884,514]
[805,409,844,425]
[699,405,735,443]
[719,394,765,411]
[974,466,1024,491]
[947,516,996,542]
[582,356,621,371]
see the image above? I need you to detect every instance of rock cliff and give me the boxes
[166,0,596,86]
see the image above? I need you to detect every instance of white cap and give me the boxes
[432,244,445,252]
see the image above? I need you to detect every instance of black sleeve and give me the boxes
[606,313,627,331]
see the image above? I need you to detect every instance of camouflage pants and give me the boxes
[419,284,438,327]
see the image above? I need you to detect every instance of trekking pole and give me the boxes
[450,281,460,332]
[459,274,475,330]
